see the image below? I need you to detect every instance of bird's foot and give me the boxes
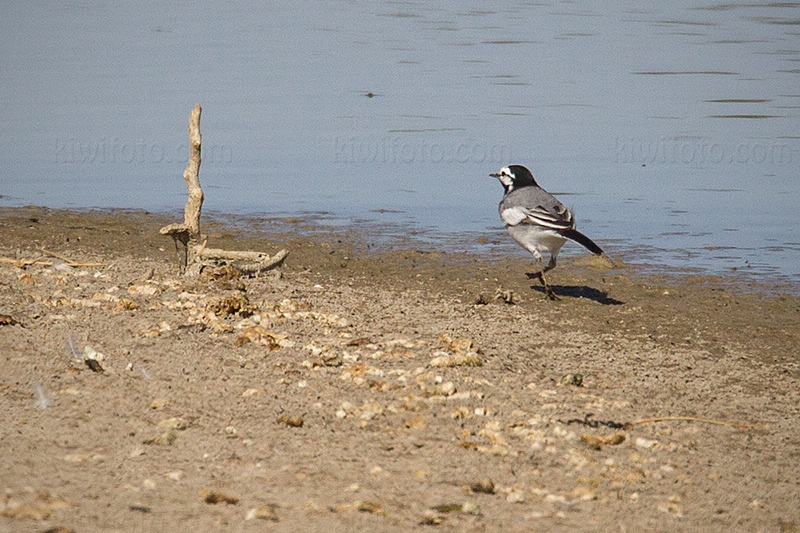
[526,272,560,300]
[544,285,560,301]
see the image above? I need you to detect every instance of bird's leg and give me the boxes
[538,269,559,301]
[526,253,560,300]
[543,255,557,274]
[540,256,559,300]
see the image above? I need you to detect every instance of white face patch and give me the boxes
[495,166,515,188]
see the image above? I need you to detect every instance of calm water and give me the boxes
[2,2,799,285]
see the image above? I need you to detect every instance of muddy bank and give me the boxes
[1,207,798,532]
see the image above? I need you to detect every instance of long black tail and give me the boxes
[560,228,603,255]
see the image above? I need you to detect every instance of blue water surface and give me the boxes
[1,1,798,284]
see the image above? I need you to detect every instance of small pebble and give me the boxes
[277,414,304,427]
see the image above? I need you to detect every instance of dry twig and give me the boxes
[159,104,287,275]
[0,256,105,268]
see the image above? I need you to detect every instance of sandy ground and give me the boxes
[1,206,799,533]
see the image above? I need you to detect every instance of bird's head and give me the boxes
[490,165,538,193]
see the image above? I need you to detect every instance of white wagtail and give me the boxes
[491,165,603,300]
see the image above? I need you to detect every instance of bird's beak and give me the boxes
[489,172,500,178]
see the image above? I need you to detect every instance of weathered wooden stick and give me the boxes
[196,247,288,266]
[236,259,287,276]
[183,103,203,239]
[193,247,283,261]
[159,104,204,271]
[41,248,73,262]
[0,257,106,268]
[159,104,288,276]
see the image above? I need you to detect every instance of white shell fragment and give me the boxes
[83,345,105,362]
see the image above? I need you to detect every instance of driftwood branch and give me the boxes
[159,103,288,276]
[0,257,106,268]
[159,103,203,270]
[183,104,204,239]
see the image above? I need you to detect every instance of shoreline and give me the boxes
[1,206,799,531]
[3,204,798,296]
